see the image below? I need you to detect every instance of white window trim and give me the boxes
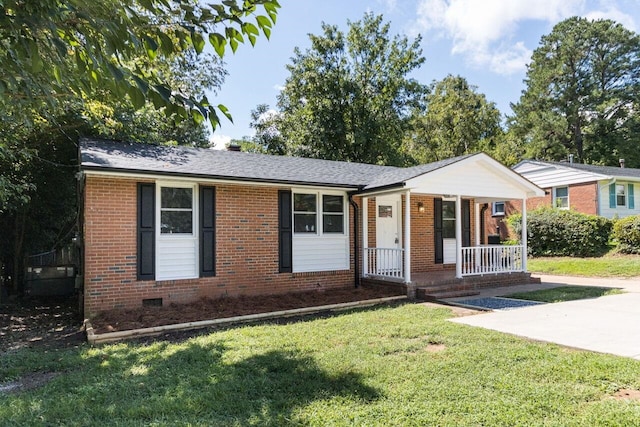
[292,189,348,237]
[156,181,199,280]
[553,186,569,210]
[291,189,350,273]
[616,184,627,207]
[492,201,505,216]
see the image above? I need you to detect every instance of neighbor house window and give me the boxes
[294,193,317,233]
[492,201,505,216]
[322,195,344,233]
[553,187,569,209]
[617,184,626,206]
[442,201,456,238]
[160,186,193,234]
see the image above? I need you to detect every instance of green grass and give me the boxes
[506,286,623,303]
[2,303,640,426]
[528,253,640,277]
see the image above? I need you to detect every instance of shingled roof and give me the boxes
[80,138,478,192]
[545,161,640,179]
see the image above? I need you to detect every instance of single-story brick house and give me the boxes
[484,159,640,241]
[79,138,544,316]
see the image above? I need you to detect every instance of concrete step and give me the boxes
[417,289,480,301]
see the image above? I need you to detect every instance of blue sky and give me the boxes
[210,0,640,148]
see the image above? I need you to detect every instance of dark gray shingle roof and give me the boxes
[81,138,398,189]
[80,138,481,191]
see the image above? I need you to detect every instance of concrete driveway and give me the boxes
[450,275,640,360]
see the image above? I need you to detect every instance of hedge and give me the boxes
[507,208,611,257]
[613,215,640,254]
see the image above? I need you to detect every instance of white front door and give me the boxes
[376,194,402,273]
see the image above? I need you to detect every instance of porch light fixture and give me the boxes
[417,201,425,213]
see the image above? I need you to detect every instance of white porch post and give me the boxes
[474,202,481,246]
[521,198,528,272]
[362,196,368,277]
[404,190,411,283]
[455,194,462,278]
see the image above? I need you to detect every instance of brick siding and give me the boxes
[83,176,356,316]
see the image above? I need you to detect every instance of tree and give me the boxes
[1,0,279,127]
[274,13,427,165]
[405,75,503,164]
[510,17,640,165]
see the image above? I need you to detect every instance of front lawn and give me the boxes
[528,253,640,277]
[2,303,639,425]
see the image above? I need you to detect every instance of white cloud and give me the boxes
[209,134,231,150]
[412,0,586,74]
[586,1,636,30]
[273,84,285,92]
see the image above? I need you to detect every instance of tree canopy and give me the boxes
[510,17,640,166]
[405,75,503,164]
[1,0,280,127]
[271,13,427,166]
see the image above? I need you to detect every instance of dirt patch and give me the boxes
[612,389,640,401]
[0,296,85,352]
[91,286,405,334]
[0,372,61,395]
[425,343,446,353]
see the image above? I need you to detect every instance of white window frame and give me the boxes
[553,186,569,209]
[292,190,347,236]
[616,184,626,207]
[492,201,505,216]
[156,181,199,280]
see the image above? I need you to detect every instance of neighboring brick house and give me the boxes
[79,139,543,316]
[484,159,640,242]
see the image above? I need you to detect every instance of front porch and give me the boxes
[356,153,544,298]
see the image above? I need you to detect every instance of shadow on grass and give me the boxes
[1,339,381,425]
[504,286,623,303]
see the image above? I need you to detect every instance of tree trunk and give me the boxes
[12,211,27,295]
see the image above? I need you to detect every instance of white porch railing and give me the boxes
[364,247,404,280]
[461,245,524,276]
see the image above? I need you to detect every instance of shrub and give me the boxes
[506,208,612,257]
[613,215,640,254]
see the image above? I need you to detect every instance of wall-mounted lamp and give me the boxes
[417,201,425,213]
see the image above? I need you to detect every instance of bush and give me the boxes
[613,215,640,254]
[506,208,612,257]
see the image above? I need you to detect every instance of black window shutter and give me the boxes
[462,199,471,247]
[200,186,216,277]
[434,198,443,264]
[278,190,293,273]
[137,183,155,280]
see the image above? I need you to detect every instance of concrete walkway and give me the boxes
[449,275,640,360]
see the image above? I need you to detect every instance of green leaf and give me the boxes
[191,31,205,54]
[158,32,174,56]
[217,103,233,122]
[143,35,159,60]
[209,33,227,57]
[128,86,146,109]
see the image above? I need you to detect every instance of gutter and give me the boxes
[348,189,362,288]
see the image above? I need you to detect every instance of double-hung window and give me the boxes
[160,187,194,234]
[291,190,348,273]
[616,184,626,207]
[553,187,569,209]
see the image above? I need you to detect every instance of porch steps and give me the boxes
[415,272,541,301]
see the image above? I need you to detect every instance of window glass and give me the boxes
[442,201,455,238]
[554,187,569,209]
[492,201,505,216]
[161,187,192,208]
[378,205,392,218]
[323,195,344,233]
[160,187,193,234]
[617,184,626,206]
[294,193,317,233]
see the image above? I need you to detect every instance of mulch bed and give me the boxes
[90,286,405,334]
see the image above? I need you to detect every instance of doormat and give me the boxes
[454,297,544,311]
